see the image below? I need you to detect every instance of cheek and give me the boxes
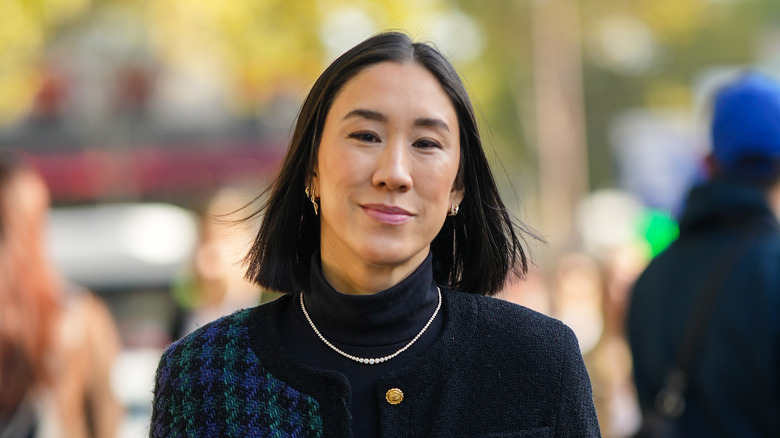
[413,174,457,227]
[422,163,459,201]
[316,155,370,217]
[319,155,361,194]
[317,145,343,188]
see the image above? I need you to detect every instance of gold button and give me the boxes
[385,388,403,405]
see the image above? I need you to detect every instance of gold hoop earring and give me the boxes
[447,204,459,216]
[305,187,319,215]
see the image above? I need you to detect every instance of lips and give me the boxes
[361,204,413,225]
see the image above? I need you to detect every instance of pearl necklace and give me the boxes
[299,287,442,365]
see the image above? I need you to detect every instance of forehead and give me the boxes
[328,61,457,122]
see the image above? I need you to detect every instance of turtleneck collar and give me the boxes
[303,251,439,347]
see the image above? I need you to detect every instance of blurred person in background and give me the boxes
[568,190,656,438]
[627,71,780,437]
[0,151,123,438]
[582,247,645,438]
[151,32,600,437]
[170,187,263,339]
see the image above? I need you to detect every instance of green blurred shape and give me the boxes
[637,209,679,257]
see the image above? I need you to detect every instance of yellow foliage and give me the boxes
[144,0,323,104]
[0,1,45,58]
[43,0,92,24]
[645,81,693,108]
[0,2,44,125]
[0,68,39,126]
[638,0,710,44]
[142,0,450,109]
[0,0,459,124]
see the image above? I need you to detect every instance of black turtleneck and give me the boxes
[279,252,444,438]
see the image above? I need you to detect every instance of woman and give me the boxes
[0,152,123,438]
[151,32,600,437]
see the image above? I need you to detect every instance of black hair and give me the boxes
[244,31,535,296]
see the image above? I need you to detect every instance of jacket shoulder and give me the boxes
[150,301,325,437]
[420,290,599,436]
[165,307,255,355]
[164,298,288,356]
[445,289,576,348]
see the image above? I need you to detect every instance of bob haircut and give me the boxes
[245,31,533,296]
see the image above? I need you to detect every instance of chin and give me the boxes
[357,242,427,269]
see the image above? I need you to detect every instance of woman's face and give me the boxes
[312,61,463,294]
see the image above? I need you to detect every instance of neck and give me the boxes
[319,247,430,295]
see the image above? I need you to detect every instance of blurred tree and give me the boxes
[456,0,780,210]
[0,0,92,123]
[579,0,780,189]
[0,0,453,127]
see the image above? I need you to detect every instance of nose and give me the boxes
[372,140,413,191]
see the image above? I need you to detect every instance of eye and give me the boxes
[413,138,442,149]
[348,131,380,143]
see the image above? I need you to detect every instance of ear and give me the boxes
[450,188,464,206]
[306,164,320,195]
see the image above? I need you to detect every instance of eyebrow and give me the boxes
[343,109,451,133]
[415,117,450,132]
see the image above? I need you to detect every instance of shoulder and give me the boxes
[428,289,597,434]
[58,287,121,354]
[176,306,254,341]
[159,298,290,363]
[153,306,270,407]
[150,297,328,437]
[444,288,572,334]
[443,288,579,356]
[63,285,112,323]
[158,307,255,367]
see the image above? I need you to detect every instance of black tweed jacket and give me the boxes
[151,288,601,437]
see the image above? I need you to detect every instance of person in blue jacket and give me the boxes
[628,71,780,437]
[150,31,600,437]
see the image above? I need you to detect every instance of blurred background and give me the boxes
[2,0,779,436]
